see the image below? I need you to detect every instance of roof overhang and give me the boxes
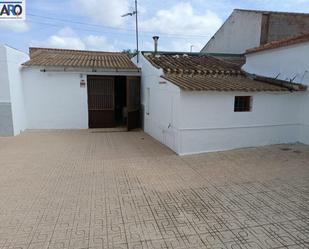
[160,73,307,92]
[22,65,141,75]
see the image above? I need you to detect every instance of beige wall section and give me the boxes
[266,14,309,42]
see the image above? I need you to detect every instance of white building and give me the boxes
[135,50,307,155]
[243,32,309,145]
[0,45,29,136]
[201,9,309,54]
[0,46,141,136]
[1,31,309,156]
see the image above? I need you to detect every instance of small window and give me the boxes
[234,96,252,112]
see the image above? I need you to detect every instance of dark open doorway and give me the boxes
[87,75,140,130]
[115,76,127,126]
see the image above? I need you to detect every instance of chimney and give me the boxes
[153,36,159,53]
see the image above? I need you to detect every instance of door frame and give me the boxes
[87,75,116,128]
[86,75,141,130]
[126,76,141,131]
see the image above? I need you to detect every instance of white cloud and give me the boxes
[45,27,86,50]
[244,0,309,12]
[141,39,205,52]
[31,27,117,51]
[140,2,222,36]
[73,0,130,27]
[170,41,205,52]
[252,0,309,4]
[0,20,29,32]
[139,2,222,52]
[85,35,116,51]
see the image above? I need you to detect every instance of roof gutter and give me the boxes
[251,75,307,92]
[22,65,141,74]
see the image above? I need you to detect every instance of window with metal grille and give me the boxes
[234,96,252,112]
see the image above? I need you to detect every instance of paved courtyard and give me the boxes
[0,130,308,249]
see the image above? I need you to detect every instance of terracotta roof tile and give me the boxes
[161,74,292,92]
[144,52,307,92]
[23,47,138,71]
[143,52,241,74]
[246,32,309,54]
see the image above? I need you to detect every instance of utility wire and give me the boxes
[27,20,133,36]
[27,14,130,31]
[27,13,210,39]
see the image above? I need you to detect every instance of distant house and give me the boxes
[201,9,309,54]
[0,46,141,136]
[134,51,306,155]
[243,32,309,145]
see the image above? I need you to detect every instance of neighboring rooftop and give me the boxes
[143,52,242,74]
[22,47,139,71]
[246,32,309,54]
[143,51,246,67]
[143,52,307,92]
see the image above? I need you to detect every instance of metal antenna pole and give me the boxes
[135,0,139,63]
[121,0,139,62]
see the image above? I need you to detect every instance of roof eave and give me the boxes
[22,65,141,73]
[252,75,307,92]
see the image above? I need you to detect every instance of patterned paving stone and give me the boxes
[0,130,308,249]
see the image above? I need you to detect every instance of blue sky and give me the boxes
[0,0,309,53]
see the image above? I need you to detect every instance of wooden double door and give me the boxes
[87,76,140,131]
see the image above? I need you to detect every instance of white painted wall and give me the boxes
[201,10,262,54]
[21,68,140,130]
[0,45,29,136]
[136,53,303,155]
[243,42,309,145]
[134,53,181,153]
[178,91,301,155]
[0,45,10,102]
[0,45,13,136]
[299,92,309,144]
[6,46,29,135]
[243,42,309,83]
[22,69,89,129]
